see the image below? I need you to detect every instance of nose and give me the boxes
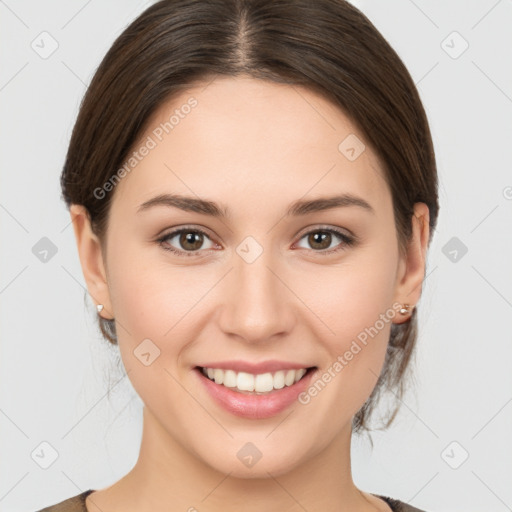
[217,246,296,344]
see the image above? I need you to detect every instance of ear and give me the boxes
[69,204,113,320]
[392,202,430,325]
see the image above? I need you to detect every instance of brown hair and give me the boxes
[61,0,439,432]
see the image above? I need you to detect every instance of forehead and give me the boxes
[111,76,389,218]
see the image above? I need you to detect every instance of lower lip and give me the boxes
[194,367,316,420]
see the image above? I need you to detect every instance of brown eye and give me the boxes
[178,231,204,251]
[296,227,355,254]
[158,227,215,256]
[307,231,332,250]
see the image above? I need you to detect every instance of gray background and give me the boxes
[1,1,511,511]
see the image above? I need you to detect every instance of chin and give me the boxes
[196,438,311,480]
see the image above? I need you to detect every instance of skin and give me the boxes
[71,76,430,512]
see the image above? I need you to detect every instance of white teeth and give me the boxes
[255,372,274,392]
[295,368,307,382]
[273,370,285,389]
[284,369,296,386]
[223,369,237,388]
[201,367,310,393]
[237,371,255,391]
[213,368,224,385]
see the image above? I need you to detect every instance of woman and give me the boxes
[39,0,438,510]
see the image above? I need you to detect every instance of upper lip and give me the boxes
[196,360,315,374]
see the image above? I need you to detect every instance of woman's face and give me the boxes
[73,76,428,477]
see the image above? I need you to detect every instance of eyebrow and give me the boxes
[137,193,375,217]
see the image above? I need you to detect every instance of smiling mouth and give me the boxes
[195,366,317,395]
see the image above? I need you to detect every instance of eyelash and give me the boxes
[156,225,356,258]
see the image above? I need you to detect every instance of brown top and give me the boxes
[36,489,428,512]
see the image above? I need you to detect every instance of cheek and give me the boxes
[106,249,196,419]
[105,241,224,398]
[106,235,205,342]
[298,243,399,348]
[294,242,399,410]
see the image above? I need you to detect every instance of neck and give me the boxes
[90,405,382,512]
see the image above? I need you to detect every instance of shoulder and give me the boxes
[35,490,94,512]
[376,494,429,512]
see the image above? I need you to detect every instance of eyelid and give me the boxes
[294,223,354,240]
[157,224,214,241]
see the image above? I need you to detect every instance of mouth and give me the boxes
[194,365,317,395]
